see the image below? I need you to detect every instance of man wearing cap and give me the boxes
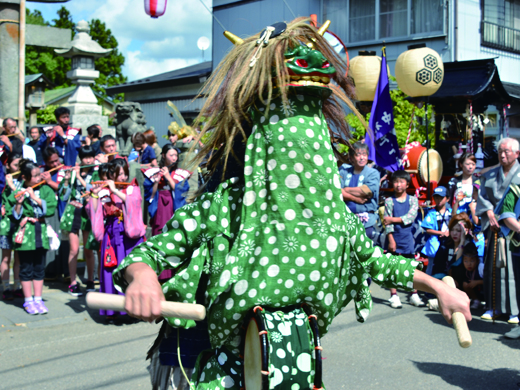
[421,186,452,275]
[339,141,380,239]
[476,137,520,333]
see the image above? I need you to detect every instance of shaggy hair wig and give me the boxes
[190,17,367,179]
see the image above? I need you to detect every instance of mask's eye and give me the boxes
[296,59,308,68]
[322,61,330,68]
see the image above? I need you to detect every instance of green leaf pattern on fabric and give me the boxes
[113,94,420,358]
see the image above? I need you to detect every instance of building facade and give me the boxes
[107,0,520,139]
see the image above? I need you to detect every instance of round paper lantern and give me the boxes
[144,0,167,18]
[395,44,444,97]
[349,51,382,102]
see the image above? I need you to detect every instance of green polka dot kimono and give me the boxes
[113,94,421,388]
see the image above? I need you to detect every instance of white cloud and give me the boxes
[125,50,201,81]
[91,0,212,81]
[29,0,213,82]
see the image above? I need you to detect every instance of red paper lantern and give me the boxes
[144,0,167,18]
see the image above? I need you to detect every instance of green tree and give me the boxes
[89,19,127,102]
[25,7,126,101]
[25,6,73,89]
[35,104,59,124]
[26,9,48,26]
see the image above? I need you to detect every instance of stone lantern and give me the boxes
[55,20,112,131]
[25,73,53,126]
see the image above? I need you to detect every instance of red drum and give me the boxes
[401,141,443,185]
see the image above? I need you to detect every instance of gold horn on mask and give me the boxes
[317,20,331,36]
[223,31,244,45]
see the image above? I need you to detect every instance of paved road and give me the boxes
[1,281,519,389]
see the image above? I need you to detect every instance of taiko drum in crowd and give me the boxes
[401,141,443,186]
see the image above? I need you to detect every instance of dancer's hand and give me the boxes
[435,281,471,324]
[413,270,471,324]
[124,263,164,322]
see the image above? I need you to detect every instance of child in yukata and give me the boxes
[384,170,424,308]
[422,186,452,275]
[450,241,483,309]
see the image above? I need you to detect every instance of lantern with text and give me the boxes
[395,44,444,98]
[349,51,383,102]
[144,0,167,18]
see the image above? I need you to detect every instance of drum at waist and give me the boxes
[242,305,323,390]
[400,142,443,185]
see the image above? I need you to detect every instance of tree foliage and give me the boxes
[345,78,437,151]
[35,104,59,124]
[25,7,126,101]
[89,19,127,102]
[25,7,73,89]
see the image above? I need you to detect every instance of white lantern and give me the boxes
[144,0,167,18]
[349,51,392,102]
[349,51,382,102]
[395,44,444,97]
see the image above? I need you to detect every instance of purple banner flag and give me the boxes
[364,49,402,172]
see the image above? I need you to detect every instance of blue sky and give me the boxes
[27,0,212,81]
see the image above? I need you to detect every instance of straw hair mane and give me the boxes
[190,17,367,179]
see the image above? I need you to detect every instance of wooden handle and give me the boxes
[85,292,206,321]
[442,276,472,348]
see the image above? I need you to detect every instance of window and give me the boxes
[72,56,95,70]
[481,0,520,53]
[323,0,444,44]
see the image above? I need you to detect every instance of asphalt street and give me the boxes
[1,281,519,389]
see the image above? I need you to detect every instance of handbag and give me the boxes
[103,236,118,268]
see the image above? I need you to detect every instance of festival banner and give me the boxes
[365,48,402,172]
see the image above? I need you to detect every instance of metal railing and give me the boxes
[481,20,520,54]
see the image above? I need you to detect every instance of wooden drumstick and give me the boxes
[442,276,472,348]
[86,292,206,321]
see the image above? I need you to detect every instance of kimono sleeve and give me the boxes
[173,179,190,210]
[499,187,518,220]
[348,213,422,291]
[58,179,72,202]
[421,209,437,230]
[113,179,242,292]
[122,185,147,239]
[476,171,495,216]
[363,167,380,199]
[384,197,394,234]
[41,185,57,218]
[143,177,159,219]
[64,134,82,167]
[86,197,105,242]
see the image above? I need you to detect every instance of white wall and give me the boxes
[457,0,520,84]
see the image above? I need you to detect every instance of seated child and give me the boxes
[451,241,483,309]
[421,186,452,275]
[430,212,473,280]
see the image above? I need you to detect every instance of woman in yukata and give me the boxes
[87,158,146,321]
